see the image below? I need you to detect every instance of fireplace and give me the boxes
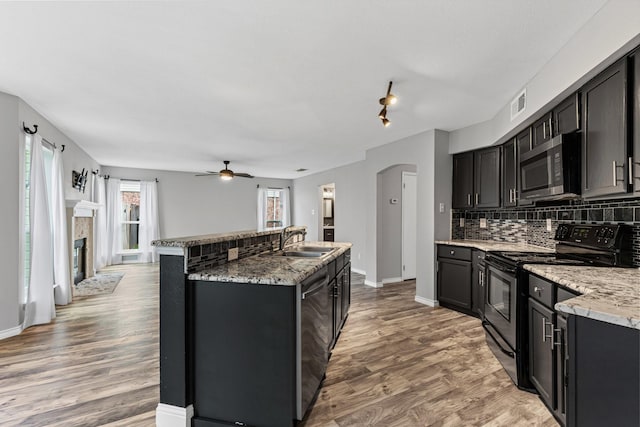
[73,238,87,284]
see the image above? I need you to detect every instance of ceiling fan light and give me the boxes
[220,169,234,180]
[381,117,391,127]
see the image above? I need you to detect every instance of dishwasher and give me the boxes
[297,266,330,420]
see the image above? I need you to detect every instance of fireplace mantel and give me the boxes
[66,199,100,218]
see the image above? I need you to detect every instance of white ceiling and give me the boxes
[0,1,607,179]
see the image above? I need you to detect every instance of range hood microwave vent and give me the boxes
[510,88,526,121]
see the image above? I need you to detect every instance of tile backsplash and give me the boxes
[451,197,640,267]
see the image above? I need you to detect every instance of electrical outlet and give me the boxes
[439,202,445,213]
[546,218,552,232]
[228,247,239,261]
[480,218,487,228]
[460,218,465,227]
[311,209,315,215]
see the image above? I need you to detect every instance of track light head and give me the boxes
[378,107,387,119]
[381,117,391,127]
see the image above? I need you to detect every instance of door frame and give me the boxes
[401,172,417,280]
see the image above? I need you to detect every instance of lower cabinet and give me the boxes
[437,245,473,313]
[528,298,554,406]
[329,253,351,350]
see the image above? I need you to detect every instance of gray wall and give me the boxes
[376,164,416,282]
[449,1,640,153]
[292,161,367,273]
[0,92,20,335]
[101,166,292,239]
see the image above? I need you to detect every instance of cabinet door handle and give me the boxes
[467,194,471,206]
[542,318,554,346]
[553,328,562,347]
[543,121,546,140]
[613,161,625,186]
[630,156,636,182]
[534,286,542,293]
[475,193,479,205]
[548,117,553,138]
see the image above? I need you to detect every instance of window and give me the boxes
[120,181,140,251]
[257,187,290,231]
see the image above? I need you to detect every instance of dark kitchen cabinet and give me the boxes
[581,57,629,198]
[473,146,501,208]
[329,251,350,350]
[502,139,517,207]
[631,49,640,195]
[333,268,344,341]
[568,316,639,427]
[555,314,568,426]
[471,250,485,316]
[554,93,581,135]
[437,245,472,312]
[517,127,533,157]
[323,228,335,242]
[452,152,474,208]
[529,298,554,407]
[532,112,553,148]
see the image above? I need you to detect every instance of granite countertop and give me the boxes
[524,264,640,330]
[189,241,352,286]
[152,226,306,248]
[435,239,553,253]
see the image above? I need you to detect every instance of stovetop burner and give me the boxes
[489,251,588,266]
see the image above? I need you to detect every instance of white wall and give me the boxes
[449,1,640,153]
[18,99,100,201]
[0,92,20,336]
[100,166,292,239]
[292,161,367,273]
[376,164,417,281]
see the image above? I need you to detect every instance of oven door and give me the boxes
[519,136,564,200]
[484,260,517,349]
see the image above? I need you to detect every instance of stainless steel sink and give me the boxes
[260,248,333,258]
[291,246,333,253]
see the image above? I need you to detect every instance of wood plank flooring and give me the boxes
[0,264,557,426]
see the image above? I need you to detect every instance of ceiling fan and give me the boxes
[196,160,254,180]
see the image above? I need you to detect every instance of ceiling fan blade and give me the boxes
[195,172,219,176]
[234,173,254,178]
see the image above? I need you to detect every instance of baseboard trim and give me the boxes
[350,267,366,275]
[0,325,22,341]
[415,296,439,307]
[156,403,194,427]
[381,277,402,285]
[364,279,383,288]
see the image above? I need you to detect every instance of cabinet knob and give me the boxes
[450,250,455,255]
[534,286,542,293]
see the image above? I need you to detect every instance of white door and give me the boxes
[402,172,417,280]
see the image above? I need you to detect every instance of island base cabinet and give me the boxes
[191,281,297,427]
[568,316,640,427]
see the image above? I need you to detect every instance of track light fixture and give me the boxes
[377,81,397,127]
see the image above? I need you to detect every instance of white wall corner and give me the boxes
[350,267,366,275]
[381,277,403,285]
[364,279,383,288]
[415,295,439,307]
[0,325,22,341]
[156,403,193,427]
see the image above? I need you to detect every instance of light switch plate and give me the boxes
[546,218,552,232]
[228,247,239,261]
[479,218,487,228]
[439,202,445,213]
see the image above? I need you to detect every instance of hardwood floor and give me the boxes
[0,265,556,426]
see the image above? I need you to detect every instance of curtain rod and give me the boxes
[102,175,159,183]
[22,122,65,152]
[257,185,291,189]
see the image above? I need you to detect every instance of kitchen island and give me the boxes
[153,229,351,427]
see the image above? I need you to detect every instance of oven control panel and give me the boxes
[555,224,624,248]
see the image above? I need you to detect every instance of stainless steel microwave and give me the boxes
[519,133,581,201]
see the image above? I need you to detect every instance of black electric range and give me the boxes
[482,223,634,392]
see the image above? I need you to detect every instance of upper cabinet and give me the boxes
[502,139,517,208]
[452,147,501,209]
[452,152,474,209]
[581,58,629,198]
[532,112,553,148]
[631,49,640,196]
[474,147,501,208]
[554,92,581,135]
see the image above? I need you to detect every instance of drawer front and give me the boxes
[557,286,580,303]
[437,245,472,261]
[529,274,554,308]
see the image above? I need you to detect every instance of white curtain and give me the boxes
[106,178,122,265]
[139,180,160,263]
[282,187,291,228]
[257,188,267,231]
[23,135,55,329]
[94,176,108,270]
[51,148,71,305]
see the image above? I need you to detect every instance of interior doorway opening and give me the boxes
[318,183,335,242]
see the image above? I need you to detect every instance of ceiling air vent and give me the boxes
[510,88,526,121]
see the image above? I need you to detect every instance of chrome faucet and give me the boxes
[279,226,306,250]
